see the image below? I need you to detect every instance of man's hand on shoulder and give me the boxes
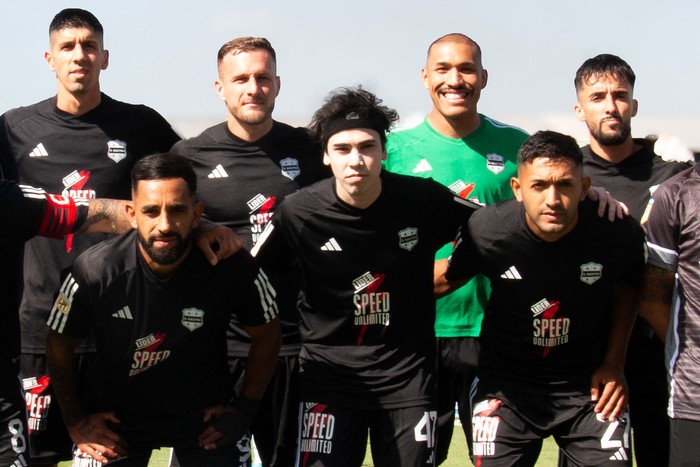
[587,186,629,221]
[196,219,242,265]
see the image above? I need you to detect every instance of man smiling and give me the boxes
[384,33,528,463]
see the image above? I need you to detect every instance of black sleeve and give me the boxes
[0,182,89,241]
[445,208,486,282]
[250,202,297,277]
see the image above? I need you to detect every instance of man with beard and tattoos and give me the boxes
[573,53,690,467]
[45,154,281,466]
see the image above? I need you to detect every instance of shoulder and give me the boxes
[171,122,228,152]
[479,115,529,141]
[470,199,517,233]
[73,231,137,281]
[100,95,170,125]
[1,98,55,127]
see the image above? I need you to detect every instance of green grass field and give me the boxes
[59,433,561,466]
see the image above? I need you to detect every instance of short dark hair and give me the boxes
[217,37,277,67]
[49,8,103,36]
[131,154,197,197]
[518,131,583,167]
[574,54,635,90]
[308,86,399,150]
[427,33,482,65]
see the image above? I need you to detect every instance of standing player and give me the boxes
[0,9,180,464]
[574,53,689,466]
[639,165,700,466]
[437,131,645,466]
[384,33,528,463]
[171,36,328,466]
[253,87,480,466]
[45,154,281,466]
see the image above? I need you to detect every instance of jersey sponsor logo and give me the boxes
[247,194,277,245]
[300,403,335,455]
[320,238,342,251]
[129,332,170,377]
[23,375,51,434]
[472,398,502,457]
[352,272,390,343]
[112,306,133,320]
[398,227,418,251]
[486,153,505,175]
[61,170,96,199]
[412,158,433,173]
[580,262,603,285]
[500,266,522,280]
[280,157,301,180]
[181,307,204,331]
[29,143,48,158]
[208,164,229,178]
[448,180,476,200]
[531,298,569,356]
[107,139,127,163]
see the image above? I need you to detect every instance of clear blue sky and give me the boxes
[2,0,699,128]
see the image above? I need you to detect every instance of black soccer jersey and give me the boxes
[253,171,478,409]
[582,139,689,222]
[0,182,88,367]
[644,165,700,420]
[46,231,277,447]
[171,121,328,356]
[0,94,180,353]
[447,198,646,395]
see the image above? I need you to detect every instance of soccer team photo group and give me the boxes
[0,6,698,467]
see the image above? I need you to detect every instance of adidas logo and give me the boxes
[321,238,342,251]
[208,164,228,178]
[29,143,48,158]
[412,158,432,173]
[609,447,628,461]
[500,266,522,280]
[112,306,133,320]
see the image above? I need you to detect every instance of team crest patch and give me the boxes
[55,292,72,314]
[280,157,300,180]
[486,153,505,174]
[181,308,204,331]
[580,262,603,285]
[398,227,418,251]
[107,140,127,163]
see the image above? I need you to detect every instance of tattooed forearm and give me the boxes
[77,199,131,234]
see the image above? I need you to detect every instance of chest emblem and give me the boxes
[486,153,505,175]
[181,307,204,331]
[280,157,300,180]
[398,227,418,251]
[580,262,603,285]
[107,139,127,163]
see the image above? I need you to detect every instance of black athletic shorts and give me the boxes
[472,384,631,466]
[297,401,436,467]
